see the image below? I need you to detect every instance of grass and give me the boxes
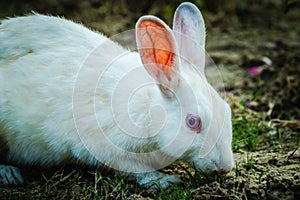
[232,115,261,151]
[0,162,228,199]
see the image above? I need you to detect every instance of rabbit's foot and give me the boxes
[0,165,24,185]
[135,171,181,190]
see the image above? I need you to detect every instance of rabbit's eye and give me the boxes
[185,114,202,133]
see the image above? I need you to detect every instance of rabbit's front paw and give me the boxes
[136,171,181,190]
[0,165,24,185]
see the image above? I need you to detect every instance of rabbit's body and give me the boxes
[0,14,108,166]
[0,2,234,189]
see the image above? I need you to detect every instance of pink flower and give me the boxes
[248,66,261,75]
[244,99,251,108]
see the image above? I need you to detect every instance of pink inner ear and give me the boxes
[137,20,175,81]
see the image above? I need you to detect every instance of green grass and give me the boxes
[0,162,237,199]
[232,115,264,151]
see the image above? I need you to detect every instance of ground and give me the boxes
[0,0,299,199]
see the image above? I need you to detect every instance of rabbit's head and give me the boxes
[135,2,234,174]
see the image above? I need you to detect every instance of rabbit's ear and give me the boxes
[173,2,206,73]
[136,16,180,97]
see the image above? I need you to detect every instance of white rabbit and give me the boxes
[0,2,234,189]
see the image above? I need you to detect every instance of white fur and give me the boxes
[0,2,234,189]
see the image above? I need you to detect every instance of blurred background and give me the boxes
[0,0,298,33]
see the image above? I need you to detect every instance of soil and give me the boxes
[0,0,299,199]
